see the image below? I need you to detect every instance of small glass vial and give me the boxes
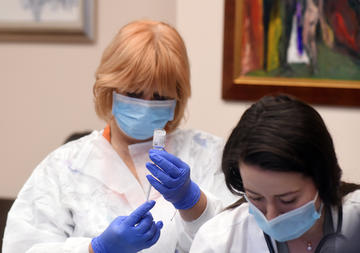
[146,129,166,200]
[152,129,166,150]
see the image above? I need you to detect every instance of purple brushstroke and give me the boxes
[296,2,303,55]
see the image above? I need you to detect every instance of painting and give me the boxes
[222,0,360,106]
[0,0,96,42]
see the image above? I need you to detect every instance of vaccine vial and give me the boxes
[146,129,166,200]
[152,129,166,150]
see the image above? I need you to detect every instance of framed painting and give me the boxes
[222,0,360,106]
[0,0,96,42]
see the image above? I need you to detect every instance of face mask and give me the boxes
[112,91,176,140]
[245,192,323,242]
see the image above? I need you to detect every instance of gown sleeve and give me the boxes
[175,191,224,253]
[182,130,239,207]
[173,130,240,252]
[2,153,91,253]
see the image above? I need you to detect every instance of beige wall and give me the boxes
[1,0,359,198]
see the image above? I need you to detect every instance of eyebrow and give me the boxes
[245,188,300,197]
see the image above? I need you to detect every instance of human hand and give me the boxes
[91,200,163,253]
[146,149,201,210]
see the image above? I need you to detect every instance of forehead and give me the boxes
[239,162,315,196]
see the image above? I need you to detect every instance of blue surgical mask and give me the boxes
[244,192,323,242]
[112,91,176,140]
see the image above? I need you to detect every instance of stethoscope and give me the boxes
[264,206,346,253]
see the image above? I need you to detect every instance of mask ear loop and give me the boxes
[314,192,324,216]
[240,191,248,204]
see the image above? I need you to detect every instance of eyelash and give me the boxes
[126,92,169,101]
[280,199,296,204]
[249,196,297,205]
[249,196,263,202]
[152,93,169,101]
[126,92,143,98]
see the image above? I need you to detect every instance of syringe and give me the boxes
[146,129,166,201]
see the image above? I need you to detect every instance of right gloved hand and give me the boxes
[91,200,163,253]
[146,149,201,210]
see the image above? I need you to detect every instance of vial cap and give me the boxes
[153,129,166,149]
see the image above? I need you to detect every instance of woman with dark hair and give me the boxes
[190,94,360,253]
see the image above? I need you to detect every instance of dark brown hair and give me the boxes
[222,94,347,207]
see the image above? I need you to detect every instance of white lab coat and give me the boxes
[189,190,360,253]
[3,128,238,253]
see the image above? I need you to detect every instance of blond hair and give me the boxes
[93,20,191,132]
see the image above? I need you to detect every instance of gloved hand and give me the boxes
[91,200,163,253]
[146,149,201,210]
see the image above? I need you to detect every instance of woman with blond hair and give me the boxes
[3,20,235,253]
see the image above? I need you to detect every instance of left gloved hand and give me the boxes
[91,200,163,253]
[146,149,201,210]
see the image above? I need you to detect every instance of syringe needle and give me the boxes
[146,128,166,201]
[146,184,152,201]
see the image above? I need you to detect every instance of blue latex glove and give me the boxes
[91,200,163,253]
[146,149,201,210]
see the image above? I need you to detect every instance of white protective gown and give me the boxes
[189,190,360,253]
[3,128,238,253]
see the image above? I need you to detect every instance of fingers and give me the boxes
[135,213,163,249]
[146,175,169,194]
[149,150,183,178]
[155,220,163,230]
[146,162,179,188]
[142,221,163,248]
[136,213,154,233]
[126,200,156,226]
[150,149,185,168]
